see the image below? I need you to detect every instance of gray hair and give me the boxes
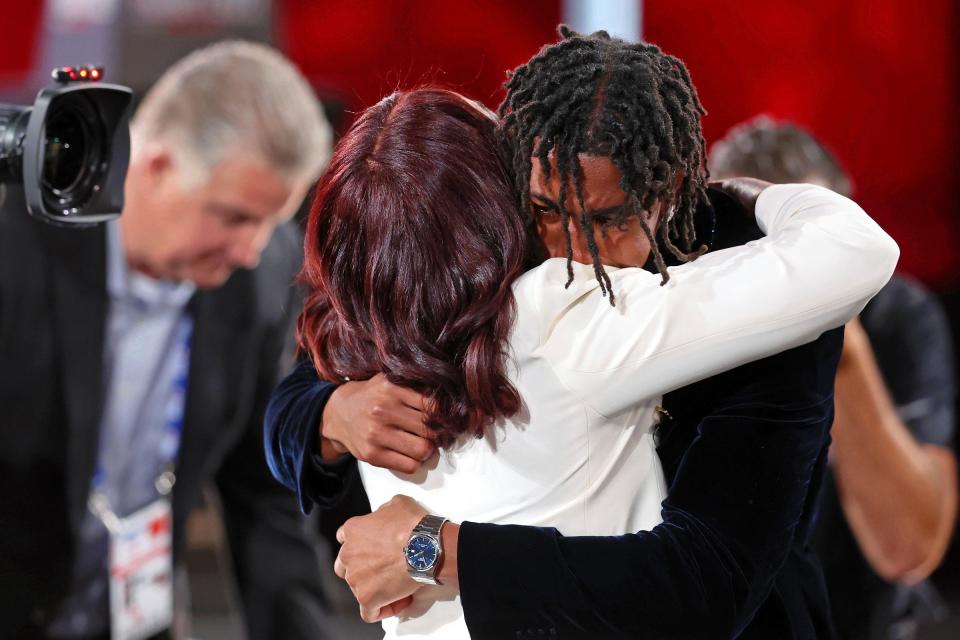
[132,40,331,186]
[709,115,852,196]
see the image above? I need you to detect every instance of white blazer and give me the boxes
[360,184,900,639]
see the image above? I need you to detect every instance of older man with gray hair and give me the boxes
[0,41,333,639]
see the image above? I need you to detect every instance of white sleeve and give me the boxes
[532,183,899,418]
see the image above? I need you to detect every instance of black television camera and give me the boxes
[0,66,132,226]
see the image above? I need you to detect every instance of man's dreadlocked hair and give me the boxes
[498,25,709,303]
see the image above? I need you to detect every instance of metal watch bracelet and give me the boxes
[405,514,448,585]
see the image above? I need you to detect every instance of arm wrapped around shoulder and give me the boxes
[538,183,900,417]
[754,183,900,305]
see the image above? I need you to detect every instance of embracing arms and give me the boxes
[264,359,435,512]
[265,182,898,509]
[535,183,899,417]
[263,183,897,634]
[333,330,845,636]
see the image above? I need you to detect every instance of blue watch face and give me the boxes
[405,533,439,571]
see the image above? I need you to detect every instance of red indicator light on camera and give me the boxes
[51,65,105,83]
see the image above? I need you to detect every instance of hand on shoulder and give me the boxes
[321,374,437,474]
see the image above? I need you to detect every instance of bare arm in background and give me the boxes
[831,317,958,583]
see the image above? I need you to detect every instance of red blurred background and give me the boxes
[278,0,960,287]
[4,1,957,285]
[2,0,959,629]
[0,3,44,82]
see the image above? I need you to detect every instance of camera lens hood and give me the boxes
[1,81,132,225]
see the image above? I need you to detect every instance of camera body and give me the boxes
[0,68,133,226]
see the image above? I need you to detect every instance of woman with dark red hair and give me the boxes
[285,86,898,639]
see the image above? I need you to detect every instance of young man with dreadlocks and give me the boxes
[265,28,896,638]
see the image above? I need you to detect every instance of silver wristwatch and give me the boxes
[403,514,448,585]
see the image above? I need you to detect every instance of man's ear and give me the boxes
[143,146,175,185]
[650,170,686,223]
[672,170,685,199]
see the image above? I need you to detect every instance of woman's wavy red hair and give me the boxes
[298,88,527,447]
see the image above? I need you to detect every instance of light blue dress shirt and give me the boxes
[48,221,195,638]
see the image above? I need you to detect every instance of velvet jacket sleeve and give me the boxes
[458,328,843,639]
[263,356,358,513]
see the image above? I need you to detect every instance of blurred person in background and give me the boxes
[710,117,959,640]
[0,41,335,639]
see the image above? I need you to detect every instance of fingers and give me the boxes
[369,449,427,475]
[372,375,429,424]
[359,604,382,623]
[382,595,414,617]
[366,376,434,445]
[358,595,413,624]
[353,433,424,473]
[364,418,435,473]
[334,521,349,579]
[335,522,417,625]
[369,372,427,411]
[395,385,429,412]
[377,425,436,462]
[376,596,413,620]
[387,404,435,441]
[332,374,436,472]
[369,400,432,442]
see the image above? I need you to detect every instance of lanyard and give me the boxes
[156,316,193,489]
[89,316,193,529]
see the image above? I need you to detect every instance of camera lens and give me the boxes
[1,80,131,224]
[44,110,89,192]
[41,94,107,214]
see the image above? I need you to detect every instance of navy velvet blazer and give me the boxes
[264,190,843,639]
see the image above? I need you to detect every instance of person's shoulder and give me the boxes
[252,221,302,288]
[254,221,303,321]
[0,190,59,263]
[1,191,106,291]
[860,274,950,355]
[702,188,764,253]
[863,274,939,324]
[258,220,304,280]
[511,259,602,353]
[860,273,954,397]
[210,221,302,326]
[513,259,596,309]
[512,258,663,328]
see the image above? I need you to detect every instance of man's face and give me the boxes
[123,151,308,288]
[528,153,663,268]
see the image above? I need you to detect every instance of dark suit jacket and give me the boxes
[0,188,327,639]
[264,190,842,639]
